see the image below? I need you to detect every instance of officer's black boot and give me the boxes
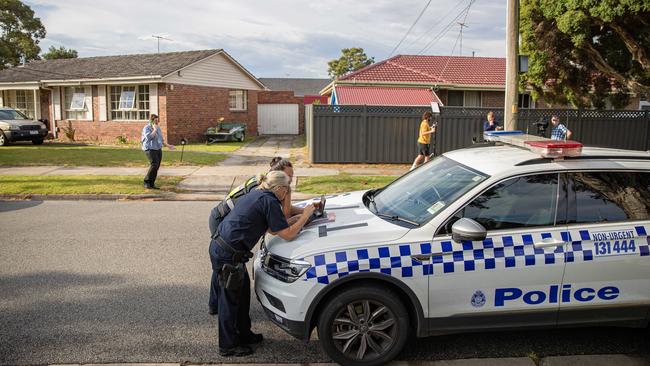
[219,345,253,357]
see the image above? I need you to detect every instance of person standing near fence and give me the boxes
[550,115,572,140]
[483,111,503,131]
[411,111,436,170]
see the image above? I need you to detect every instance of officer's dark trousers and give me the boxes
[209,239,252,349]
[144,149,162,187]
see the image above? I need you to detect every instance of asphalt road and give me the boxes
[1,200,648,365]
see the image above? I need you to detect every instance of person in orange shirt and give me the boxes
[410,111,436,170]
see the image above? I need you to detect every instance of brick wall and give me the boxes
[257,90,305,134]
[165,83,260,144]
[481,91,505,108]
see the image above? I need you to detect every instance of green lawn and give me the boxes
[297,175,398,194]
[0,175,184,195]
[182,136,256,153]
[0,145,226,167]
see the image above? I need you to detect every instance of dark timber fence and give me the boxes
[307,105,650,164]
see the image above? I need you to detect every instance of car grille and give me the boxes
[19,125,40,131]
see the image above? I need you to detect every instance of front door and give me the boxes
[428,173,568,332]
[559,171,650,325]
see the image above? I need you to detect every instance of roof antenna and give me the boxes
[457,22,469,56]
[151,35,173,53]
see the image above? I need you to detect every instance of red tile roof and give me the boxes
[335,86,441,106]
[340,55,505,86]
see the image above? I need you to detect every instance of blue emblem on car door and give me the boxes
[471,290,486,307]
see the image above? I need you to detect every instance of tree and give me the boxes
[0,0,46,69]
[42,46,78,60]
[520,0,650,109]
[327,48,375,79]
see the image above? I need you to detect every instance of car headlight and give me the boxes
[261,249,311,283]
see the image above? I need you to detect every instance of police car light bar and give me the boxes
[524,140,583,158]
[484,130,583,158]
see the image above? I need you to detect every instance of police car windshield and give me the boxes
[373,156,488,225]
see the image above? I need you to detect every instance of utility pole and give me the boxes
[505,0,519,130]
[151,35,172,53]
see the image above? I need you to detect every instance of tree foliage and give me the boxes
[327,48,374,79]
[0,0,46,69]
[42,46,78,60]
[520,0,650,108]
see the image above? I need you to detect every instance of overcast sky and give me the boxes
[26,0,506,78]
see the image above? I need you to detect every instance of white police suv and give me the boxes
[254,133,650,366]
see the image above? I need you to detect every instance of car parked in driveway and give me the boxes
[0,107,48,146]
[254,133,650,366]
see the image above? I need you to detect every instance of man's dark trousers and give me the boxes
[144,149,162,187]
[209,239,253,349]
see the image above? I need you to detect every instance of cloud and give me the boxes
[25,0,506,77]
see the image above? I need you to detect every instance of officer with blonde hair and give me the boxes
[209,170,315,357]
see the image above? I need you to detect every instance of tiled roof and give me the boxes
[259,78,331,96]
[0,49,222,83]
[335,86,441,106]
[340,55,505,86]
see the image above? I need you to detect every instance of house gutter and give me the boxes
[0,82,41,90]
[320,80,505,95]
[41,75,164,86]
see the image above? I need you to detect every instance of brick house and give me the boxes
[0,49,304,144]
[320,55,642,110]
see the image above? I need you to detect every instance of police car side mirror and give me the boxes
[451,218,487,243]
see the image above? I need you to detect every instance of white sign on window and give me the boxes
[70,92,86,110]
[119,90,135,110]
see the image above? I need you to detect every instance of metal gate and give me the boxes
[257,104,299,135]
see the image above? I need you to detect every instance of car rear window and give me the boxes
[569,171,650,223]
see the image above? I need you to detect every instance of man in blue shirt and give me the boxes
[141,114,174,189]
[550,115,572,140]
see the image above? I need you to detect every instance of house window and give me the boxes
[64,86,92,120]
[519,94,533,108]
[229,90,247,111]
[447,90,464,106]
[110,85,149,120]
[3,90,36,119]
[464,91,481,107]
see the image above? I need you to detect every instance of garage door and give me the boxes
[258,104,299,135]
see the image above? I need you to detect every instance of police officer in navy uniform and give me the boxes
[210,171,315,356]
[208,158,303,315]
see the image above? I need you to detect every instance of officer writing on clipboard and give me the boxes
[210,171,315,357]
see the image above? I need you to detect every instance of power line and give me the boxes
[418,0,475,55]
[403,0,469,53]
[388,0,432,57]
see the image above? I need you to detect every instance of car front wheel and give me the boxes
[0,131,7,146]
[317,284,409,366]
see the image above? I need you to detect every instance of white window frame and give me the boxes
[118,88,136,110]
[63,86,92,120]
[69,92,86,110]
[3,90,36,119]
[109,85,150,121]
[229,90,247,111]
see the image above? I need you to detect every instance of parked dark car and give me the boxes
[0,107,48,146]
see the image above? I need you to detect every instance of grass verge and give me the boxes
[0,145,225,167]
[182,136,256,153]
[297,175,397,194]
[0,175,184,195]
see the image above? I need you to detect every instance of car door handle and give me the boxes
[534,238,565,248]
[411,254,433,262]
